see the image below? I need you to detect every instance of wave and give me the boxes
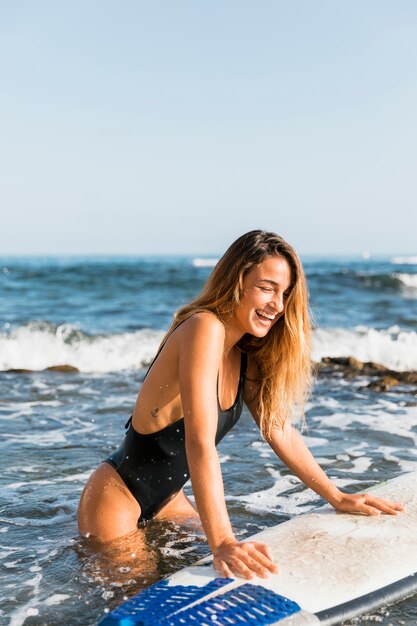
[391,256,417,265]
[192,258,219,268]
[392,273,417,289]
[325,270,417,291]
[0,321,164,374]
[313,325,417,372]
[305,268,417,293]
[2,321,416,374]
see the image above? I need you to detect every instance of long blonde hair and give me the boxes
[161,230,313,440]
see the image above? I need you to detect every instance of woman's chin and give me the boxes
[249,324,272,338]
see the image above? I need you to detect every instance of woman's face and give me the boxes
[233,255,292,338]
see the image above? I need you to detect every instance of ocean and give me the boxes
[1,254,417,626]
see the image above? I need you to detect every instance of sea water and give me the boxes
[0,254,416,626]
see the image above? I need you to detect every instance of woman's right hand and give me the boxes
[213,538,279,580]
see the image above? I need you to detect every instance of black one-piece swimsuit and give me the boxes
[104,352,247,522]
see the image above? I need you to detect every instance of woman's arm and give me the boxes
[178,314,278,579]
[268,424,404,515]
[244,367,404,516]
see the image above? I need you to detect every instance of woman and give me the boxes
[78,230,403,580]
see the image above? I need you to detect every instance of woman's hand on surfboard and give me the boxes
[213,539,279,580]
[331,492,405,516]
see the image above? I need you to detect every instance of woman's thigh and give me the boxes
[155,489,201,527]
[78,462,141,543]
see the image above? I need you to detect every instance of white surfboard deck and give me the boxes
[99,470,417,625]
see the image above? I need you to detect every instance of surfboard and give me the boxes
[98,470,417,625]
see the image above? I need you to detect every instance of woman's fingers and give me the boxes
[251,542,276,564]
[337,493,406,517]
[216,559,233,578]
[248,543,279,574]
[214,553,255,580]
[361,503,382,516]
[365,496,405,515]
[213,541,278,580]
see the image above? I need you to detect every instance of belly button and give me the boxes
[151,407,159,418]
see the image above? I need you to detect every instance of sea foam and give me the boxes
[313,325,417,371]
[391,256,417,265]
[1,321,417,373]
[393,273,417,289]
[0,322,164,373]
[192,258,219,267]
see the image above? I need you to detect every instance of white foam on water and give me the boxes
[318,411,358,431]
[393,272,417,289]
[349,456,373,474]
[192,258,219,267]
[0,547,20,560]
[391,256,417,264]
[3,320,417,373]
[345,442,369,457]
[376,446,417,474]
[9,572,42,626]
[6,471,91,490]
[0,322,164,373]
[3,431,68,446]
[44,594,70,606]
[319,402,417,461]
[303,435,329,448]
[313,325,417,371]
[227,467,352,516]
[251,440,274,458]
[239,400,417,518]
[17,466,39,473]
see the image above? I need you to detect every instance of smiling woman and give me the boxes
[77,230,404,581]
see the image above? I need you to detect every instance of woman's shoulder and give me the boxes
[169,311,226,370]
[174,311,225,344]
[174,310,225,350]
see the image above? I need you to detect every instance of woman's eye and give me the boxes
[259,286,272,292]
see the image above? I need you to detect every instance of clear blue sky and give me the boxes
[1,1,416,255]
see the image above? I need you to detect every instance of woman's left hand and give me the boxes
[332,492,405,516]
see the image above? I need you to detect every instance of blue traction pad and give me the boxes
[99,577,301,625]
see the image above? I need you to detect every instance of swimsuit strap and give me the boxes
[125,314,247,430]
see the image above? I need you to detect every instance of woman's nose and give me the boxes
[270,293,284,313]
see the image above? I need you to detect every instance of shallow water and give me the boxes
[1,255,417,625]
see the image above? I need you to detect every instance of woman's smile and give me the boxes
[255,309,277,323]
[233,255,292,337]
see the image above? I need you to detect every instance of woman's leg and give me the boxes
[155,489,202,530]
[78,463,141,543]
